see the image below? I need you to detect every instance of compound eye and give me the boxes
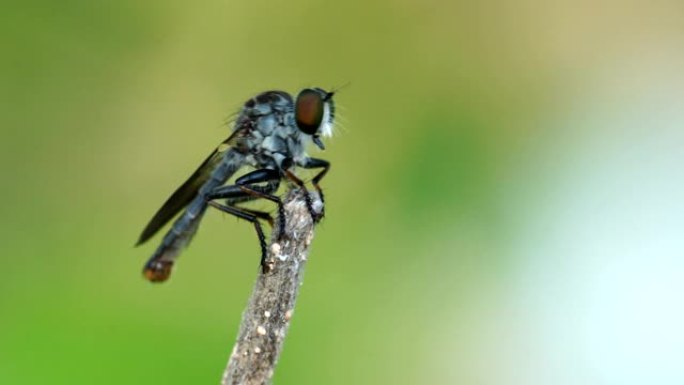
[295,89,324,135]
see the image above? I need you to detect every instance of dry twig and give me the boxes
[221,189,322,385]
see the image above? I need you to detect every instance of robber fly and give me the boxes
[136,88,335,282]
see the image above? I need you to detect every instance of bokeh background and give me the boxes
[1,1,683,384]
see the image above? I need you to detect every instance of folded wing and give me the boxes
[136,134,240,245]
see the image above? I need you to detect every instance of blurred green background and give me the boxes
[1,1,683,384]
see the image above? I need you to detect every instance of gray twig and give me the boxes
[221,189,322,385]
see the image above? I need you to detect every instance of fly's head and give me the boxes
[294,88,335,150]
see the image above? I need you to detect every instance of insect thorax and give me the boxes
[236,91,308,170]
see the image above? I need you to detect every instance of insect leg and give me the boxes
[208,185,280,227]
[300,157,330,205]
[236,208,274,227]
[209,186,277,226]
[208,169,283,272]
[207,201,271,272]
[283,169,322,223]
[208,168,284,231]
[231,169,288,236]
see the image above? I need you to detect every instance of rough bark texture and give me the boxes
[221,189,322,385]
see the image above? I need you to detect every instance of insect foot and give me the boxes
[309,191,325,223]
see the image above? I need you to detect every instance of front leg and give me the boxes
[300,157,330,204]
[297,157,330,221]
[283,168,324,223]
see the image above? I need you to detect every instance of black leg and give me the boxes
[208,182,279,227]
[300,157,330,207]
[238,208,274,227]
[237,184,286,236]
[208,168,280,202]
[206,168,284,271]
[207,201,271,272]
[222,168,286,235]
[283,169,322,223]
[209,183,277,202]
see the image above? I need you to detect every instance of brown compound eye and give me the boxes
[295,89,324,135]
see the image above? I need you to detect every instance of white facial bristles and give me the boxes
[320,103,334,138]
